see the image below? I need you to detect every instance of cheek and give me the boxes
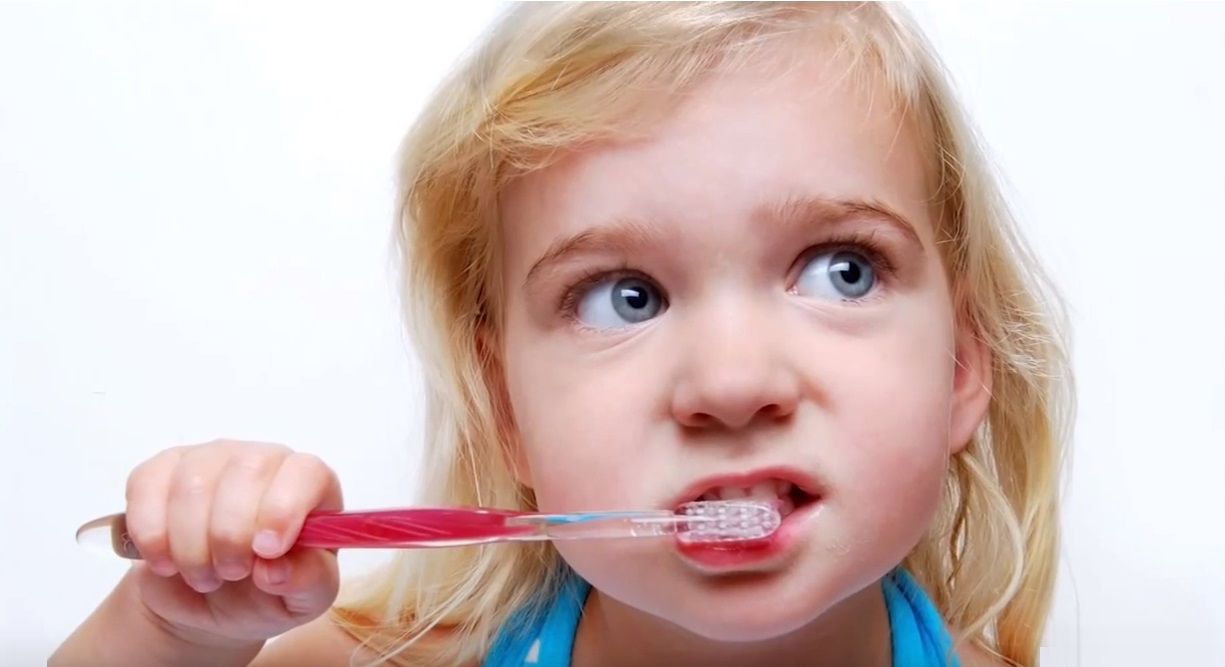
[502,333,656,513]
[824,311,956,527]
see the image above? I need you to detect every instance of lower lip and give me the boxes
[673,500,817,571]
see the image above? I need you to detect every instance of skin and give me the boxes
[49,441,348,667]
[51,44,1005,667]
[495,46,995,666]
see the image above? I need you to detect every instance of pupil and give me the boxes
[619,285,649,309]
[836,262,861,283]
[608,277,663,324]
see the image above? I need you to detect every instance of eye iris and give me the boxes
[828,252,873,297]
[612,279,658,321]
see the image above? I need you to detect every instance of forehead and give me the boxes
[498,47,934,277]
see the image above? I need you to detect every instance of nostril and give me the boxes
[753,400,798,426]
[670,368,801,430]
[760,402,789,419]
[675,403,794,431]
[678,411,717,430]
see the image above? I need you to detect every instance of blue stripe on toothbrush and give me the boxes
[535,510,656,523]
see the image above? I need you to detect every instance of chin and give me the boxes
[574,546,881,646]
[664,597,829,643]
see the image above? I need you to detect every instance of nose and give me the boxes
[669,314,801,431]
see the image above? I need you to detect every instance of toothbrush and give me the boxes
[75,499,782,560]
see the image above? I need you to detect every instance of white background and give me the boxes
[3,3,1223,665]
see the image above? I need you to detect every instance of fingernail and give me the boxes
[148,558,176,577]
[192,572,222,593]
[253,530,281,556]
[264,559,289,586]
[216,559,247,581]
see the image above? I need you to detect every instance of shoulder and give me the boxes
[249,615,481,667]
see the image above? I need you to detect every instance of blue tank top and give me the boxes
[483,567,961,666]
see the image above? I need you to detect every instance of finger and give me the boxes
[124,448,184,577]
[252,548,340,620]
[166,448,228,593]
[209,446,288,582]
[252,453,343,560]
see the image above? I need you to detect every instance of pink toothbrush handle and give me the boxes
[294,507,539,549]
[79,507,541,560]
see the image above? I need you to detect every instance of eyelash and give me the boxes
[798,230,898,283]
[555,231,899,316]
[557,260,641,316]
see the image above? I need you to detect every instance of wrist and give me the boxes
[51,567,265,667]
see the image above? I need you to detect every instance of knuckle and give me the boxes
[230,451,277,477]
[249,439,292,455]
[124,450,178,502]
[209,521,250,552]
[175,445,211,469]
[221,440,293,467]
[169,470,213,501]
[261,495,300,522]
[291,452,329,476]
[294,453,338,489]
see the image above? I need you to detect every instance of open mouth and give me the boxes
[686,479,819,521]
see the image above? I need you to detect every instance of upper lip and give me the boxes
[665,465,824,511]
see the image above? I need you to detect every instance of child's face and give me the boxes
[495,49,992,642]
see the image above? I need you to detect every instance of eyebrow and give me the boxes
[524,217,661,290]
[523,194,923,289]
[758,194,924,247]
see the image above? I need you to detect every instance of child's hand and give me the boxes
[122,440,343,647]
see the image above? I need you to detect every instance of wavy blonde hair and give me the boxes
[330,3,1074,666]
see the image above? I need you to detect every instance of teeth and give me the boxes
[699,480,794,503]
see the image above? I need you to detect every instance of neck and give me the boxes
[572,580,893,667]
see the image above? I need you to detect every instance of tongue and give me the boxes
[776,494,796,518]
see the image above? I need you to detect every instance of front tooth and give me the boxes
[749,482,777,500]
[718,486,747,499]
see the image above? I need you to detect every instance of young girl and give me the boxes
[52,3,1072,666]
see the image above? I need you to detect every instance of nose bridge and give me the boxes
[669,292,799,430]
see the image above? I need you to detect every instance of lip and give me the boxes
[674,500,820,572]
[666,465,824,573]
[664,464,824,510]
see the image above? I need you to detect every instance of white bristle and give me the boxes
[674,499,781,543]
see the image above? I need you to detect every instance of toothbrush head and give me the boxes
[674,499,782,543]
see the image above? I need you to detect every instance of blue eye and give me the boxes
[795,250,877,300]
[575,276,666,328]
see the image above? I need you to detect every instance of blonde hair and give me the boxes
[331,3,1074,666]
